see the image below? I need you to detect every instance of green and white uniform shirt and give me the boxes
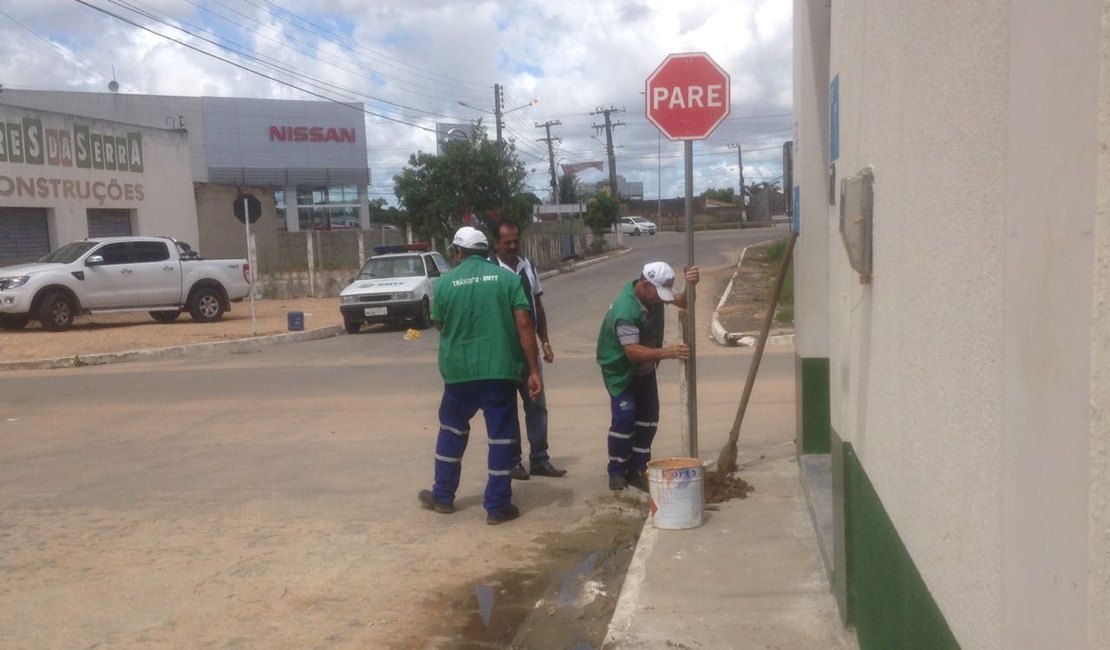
[596,280,665,396]
[432,254,531,384]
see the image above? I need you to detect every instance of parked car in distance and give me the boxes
[616,216,657,236]
[0,236,251,331]
[338,251,450,333]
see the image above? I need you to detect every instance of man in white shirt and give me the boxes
[490,220,566,479]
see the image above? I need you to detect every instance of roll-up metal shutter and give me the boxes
[0,208,50,266]
[87,209,133,238]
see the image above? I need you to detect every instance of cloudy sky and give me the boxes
[0,0,793,205]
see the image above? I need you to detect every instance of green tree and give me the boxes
[584,192,620,238]
[703,186,738,203]
[392,124,527,241]
[558,173,580,203]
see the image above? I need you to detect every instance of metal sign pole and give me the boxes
[243,196,257,336]
[683,140,698,458]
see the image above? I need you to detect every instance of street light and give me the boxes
[457,98,538,115]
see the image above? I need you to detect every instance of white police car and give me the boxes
[338,251,450,333]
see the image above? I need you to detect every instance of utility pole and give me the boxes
[728,142,745,222]
[493,83,504,155]
[536,120,562,204]
[591,106,625,244]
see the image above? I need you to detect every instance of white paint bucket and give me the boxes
[646,457,705,530]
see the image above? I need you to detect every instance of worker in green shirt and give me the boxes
[418,226,542,525]
[596,261,699,491]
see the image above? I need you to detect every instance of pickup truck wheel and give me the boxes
[149,310,182,323]
[188,287,225,322]
[0,315,30,330]
[415,298,432,329]
[344,319,361,334]
[37,292,75,331]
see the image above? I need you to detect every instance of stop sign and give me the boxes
[646,52,731,140]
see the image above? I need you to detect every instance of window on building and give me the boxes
[275,185,365,231]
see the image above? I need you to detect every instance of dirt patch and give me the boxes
[703,470,754,504]
[713,240,793,338]
[0,297,342,363]
[422,503,644,649]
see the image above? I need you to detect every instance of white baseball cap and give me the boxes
[452,225,489,251]
[642,261,676,302]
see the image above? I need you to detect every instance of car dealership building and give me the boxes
[0,89,371,267]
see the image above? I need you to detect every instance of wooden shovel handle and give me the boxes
[727,232,798,441]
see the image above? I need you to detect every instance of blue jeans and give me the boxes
[607,371,660,478]
[432,379,520,515]
[512,367,550,466]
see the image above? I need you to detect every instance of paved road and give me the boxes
[0,228,783,648]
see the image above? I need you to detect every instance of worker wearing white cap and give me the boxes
[596,261,699,491]
[418,226,542,525]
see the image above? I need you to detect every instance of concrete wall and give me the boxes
[0,90,208,182]
[1091,7,1110,647]
[793,0,830,362]
[195,183,277,264]
[796,0,1108,647]
[0,103,197,247]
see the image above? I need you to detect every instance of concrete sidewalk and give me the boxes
[602,253,857,649]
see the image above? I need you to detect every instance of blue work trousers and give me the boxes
[607,371,660,478]
[512,366,550,466]
[433,379,520,515]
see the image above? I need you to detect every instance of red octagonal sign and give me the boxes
[646,52,731,141]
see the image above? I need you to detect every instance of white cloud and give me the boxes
[0,0,794,202]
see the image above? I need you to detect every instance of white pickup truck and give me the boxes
[0,236,251,331]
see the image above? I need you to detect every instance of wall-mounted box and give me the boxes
[839,167,873,282]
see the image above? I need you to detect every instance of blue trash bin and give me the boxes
[287,311,304,331]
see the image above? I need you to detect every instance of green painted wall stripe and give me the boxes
[796,355,831,454]
[841,441,960,649]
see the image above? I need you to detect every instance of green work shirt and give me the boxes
[596,280,665,396]
[432,254,531,384]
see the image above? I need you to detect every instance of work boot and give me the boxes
[608,474,628,491]
[529,459,567,478]
[486,504,521,525]
[509,462,530,481]
[418,489,455,514]
[626,470,650,493]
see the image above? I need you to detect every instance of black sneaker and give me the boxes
[529,460,567,478]
[608,475,628,491]
[486,504,520,525]
[626,471,650,493]
[418,489,455,514]
[509,462,530,481]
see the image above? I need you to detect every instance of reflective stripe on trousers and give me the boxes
[606,371,659,478]
[433,379,520,514]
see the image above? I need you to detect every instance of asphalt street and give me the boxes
[0,227,783,648]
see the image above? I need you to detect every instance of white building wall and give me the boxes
[0,104,197,247]
[806,1,1107,647]
[793,0,830,361]
[826,3,1010,643]
[0,90,208,182]
[1001,3,1100,647]
[1093,10,1110,645]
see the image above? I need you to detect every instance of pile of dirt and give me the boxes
[703,470,754,504]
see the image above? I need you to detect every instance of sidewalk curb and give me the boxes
[710,241,795,348]
[538,246,633,281]
[2,247,632,372]
[0,325,343,371]
[603,517,657,647]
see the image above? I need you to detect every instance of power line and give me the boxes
[0,8,116,85]
[105,0,458,121]
[72,0,439,134]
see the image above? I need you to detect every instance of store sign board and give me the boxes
[0,115,144,173]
